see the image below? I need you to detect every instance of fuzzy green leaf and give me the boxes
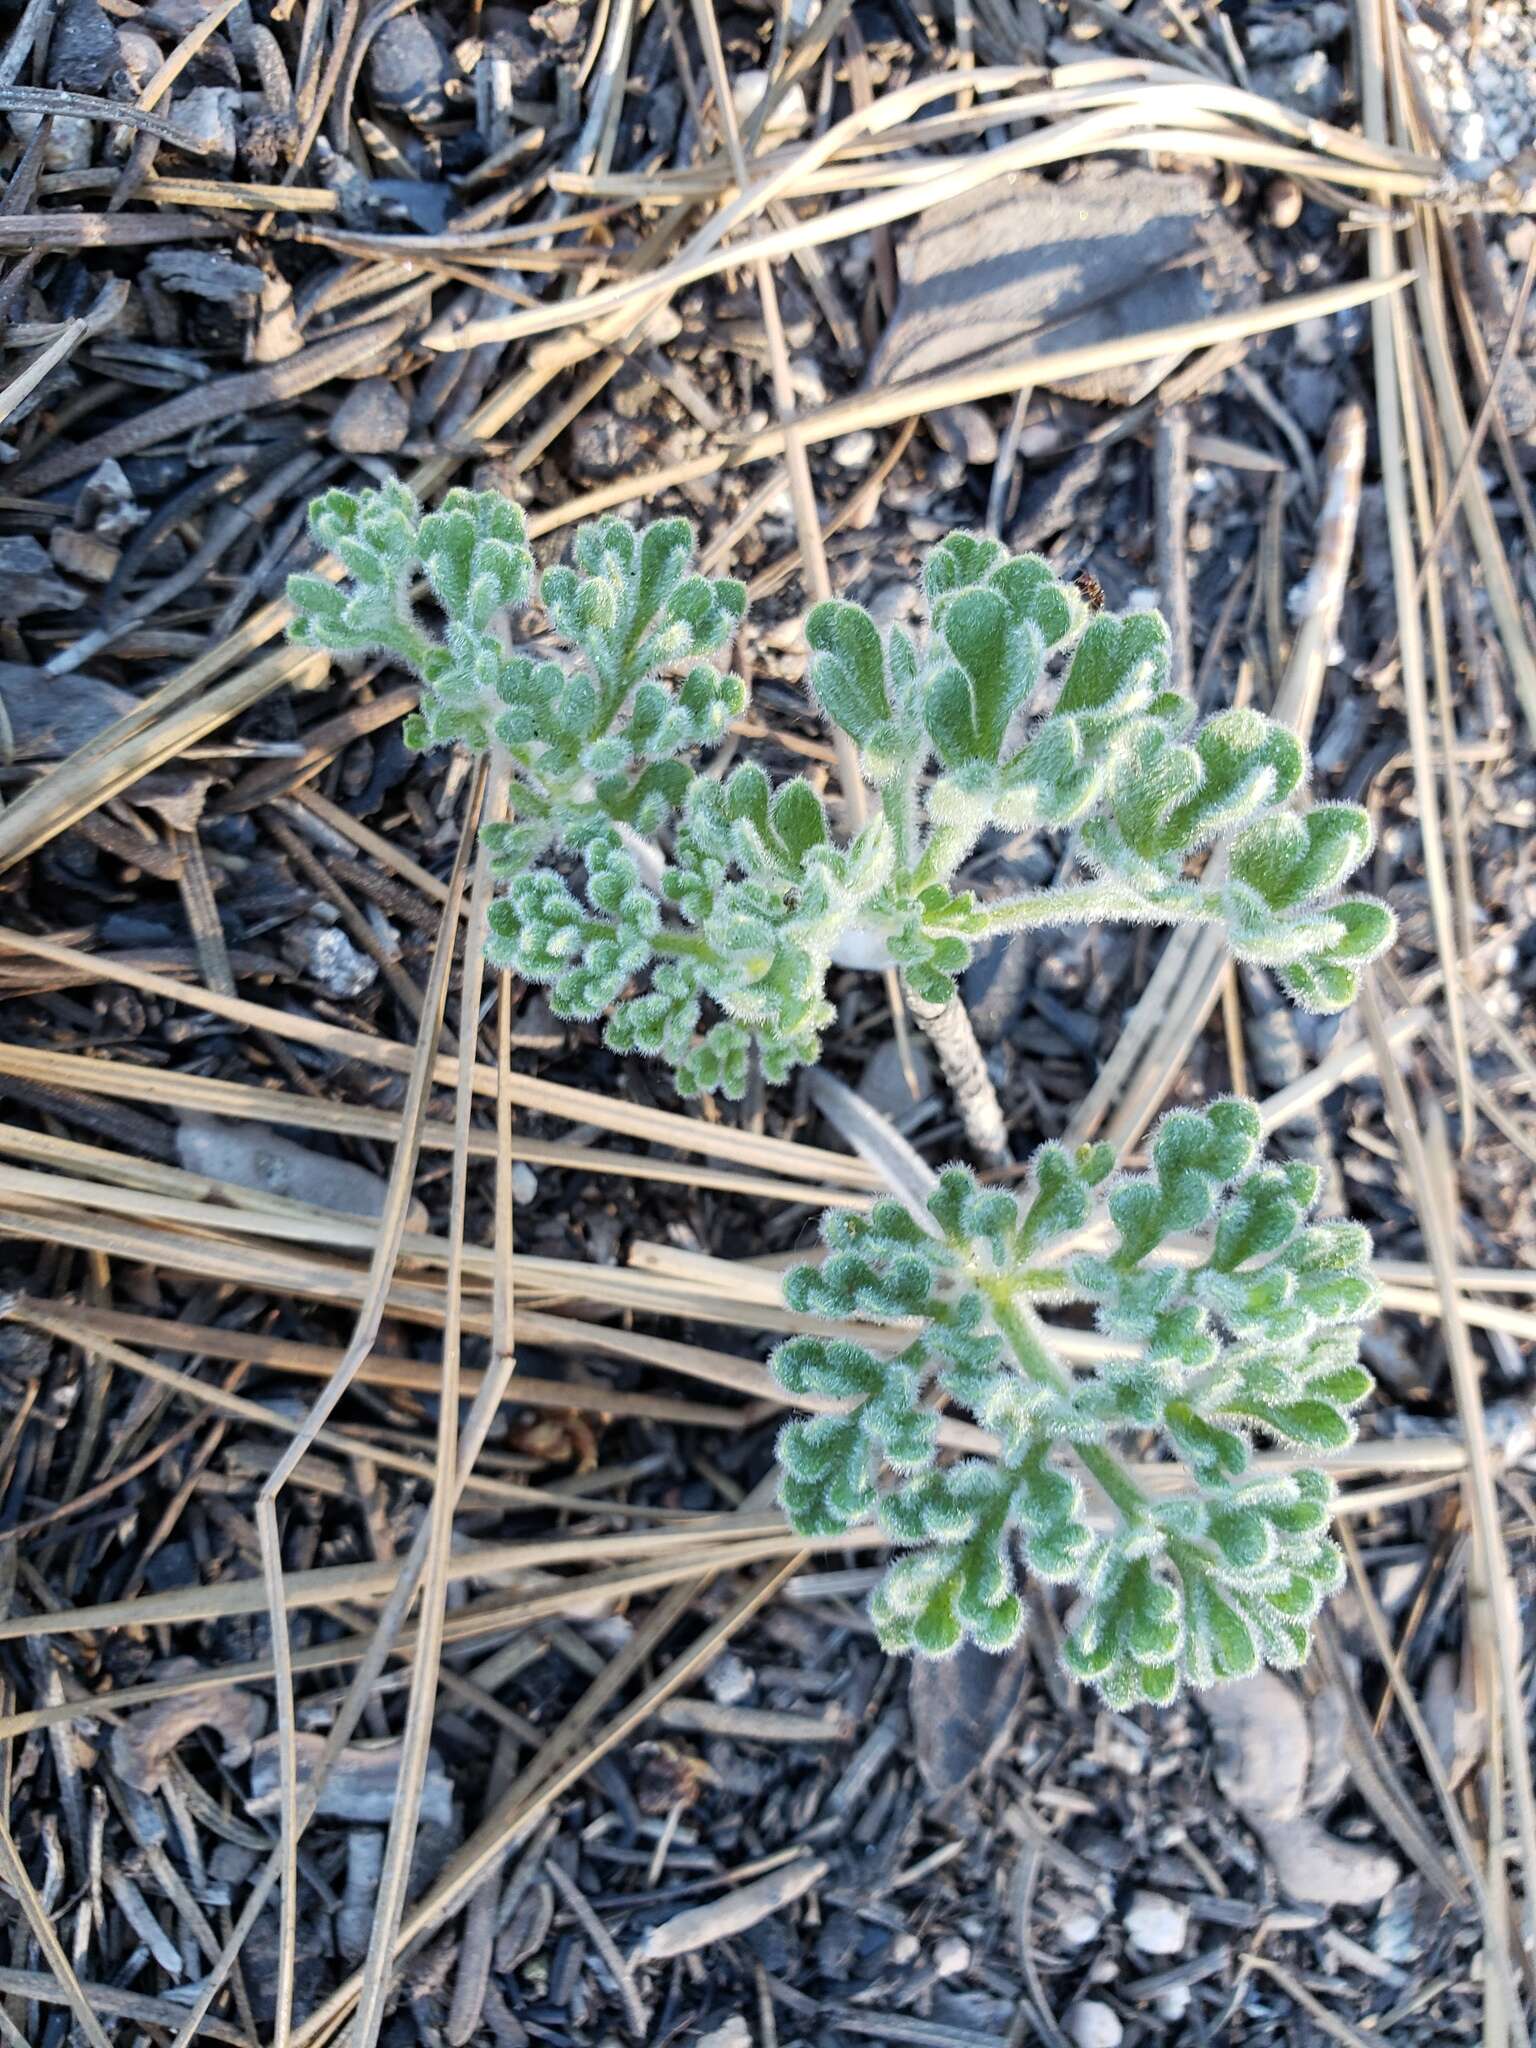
[1057,609,1170,719]
[291,495,1394,1120]
[806,599,890,746]
[769,1110,1375,1706]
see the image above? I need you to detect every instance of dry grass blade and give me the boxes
[0,271,1402,908]
[15,316,408,491]
[0,281,124,430]
[0,83,213,148]
[1,1307,501,1508]
[1256,1002,1428,1134]
[596,274,1415,482]
[1355,0,1475,1156]
[1335,1519,1529,2042]
[258,757,485,2048]
[1239,1953,1380,2048]
[0,1047,874,1208]
[0,645,325,871]
[431,83,1422,352]
[1064,927,1205,1145]
[347,791,499,2048]
[1409,237,1536,610]
[0,1544,846,1756]
[0,929,876,1187]
[0,1517,801,1641]
[1362,980,1536,1999]
[0,1425,1473,1653]
[6,1299,743,1430]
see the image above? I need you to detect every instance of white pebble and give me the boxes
[1058,1907,1103,1949]
[697,2021,752,2048]
[729,69,807,136]
[703,1652,755,1707]
[789,356,826,407]
[931,1935,971,1978]
[831,429,877,469]
[7,110,93,169]
[1377,1561,1420,1614]
[1065,1999,1123,2048]
[1155,1985,1192,2021]
[282,921,378,999]
[510,1162,538,1205]
[1124,1889,1189,1956]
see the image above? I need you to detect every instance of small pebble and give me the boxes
[931,1935,971,1979]
[1155,1985,1192,2022]
[1250,51,1341,121]
[171,86,239,171]
[1263,176,1304,229]
[46,0,118,91]
[704,1652,755,1707]
[6,111,93,170]
[115,25,160,89]
[697,2022,751,2048]
[367,14,449,123]
[831,429,877,469]
[1371,1886,1421,1964]
[208,1843,258,1887]
[890,1930,921,1965]
[510,1162,539,1206]
[530,0,581,40]
[1058,1907,1103,1948]
[789,356,827,407]
[1376,1560,1420,1614]
[0,536,84,615]
[282,922,378,999]
[329,378,410,455]
[1095,1727,1145,1776]
[1124,1889,1189,1956]
[927,402,999,465]
[927,451,967,494]
[1065,1999,1123,2048]
[79,459,144,543]
[730,68,808,135]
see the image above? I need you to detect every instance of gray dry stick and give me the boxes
[0,84,214,147]
[0,211,226,247]
[13,317,409,491]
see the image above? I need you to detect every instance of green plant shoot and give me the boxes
[288,487,1395,1098]
[771,1099,1374,1702]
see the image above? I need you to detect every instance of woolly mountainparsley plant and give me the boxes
[288,486,1395,1100]
[773,1099,1375,1702]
